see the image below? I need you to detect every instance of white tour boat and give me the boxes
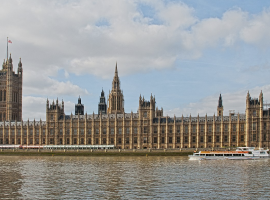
[189,147,270,160]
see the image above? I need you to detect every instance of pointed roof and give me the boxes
[115,62,118,74]
[8,53,12,63]
[18,58,22,68]
[101,88,104,97]
[218,94,223,107]
[112,62,120,90]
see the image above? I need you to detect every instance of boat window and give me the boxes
[260,152,265,154]
[248,152,252,154]
[200,154,205,156]
[241,154,244,156]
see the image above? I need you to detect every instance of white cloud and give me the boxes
[1,0,270,80]
[23,70,89,97]
[240,9,270,47]
[165,84,270,117]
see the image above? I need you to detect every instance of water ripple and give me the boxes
[0,156,269,199]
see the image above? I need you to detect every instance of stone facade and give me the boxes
[0,54,22,121]
[0,63,269,149]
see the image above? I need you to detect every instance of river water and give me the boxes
[0,156,270,199]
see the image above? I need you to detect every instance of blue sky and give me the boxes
[1,0,270,120]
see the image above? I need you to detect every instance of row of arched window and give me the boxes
[0,90,19,102]
[0,112,18,121]
[0,90,6,101]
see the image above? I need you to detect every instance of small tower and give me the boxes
[75,96,84,115]
[46,98,65,122]
[138,94,155,119]
[217,94,223,116]
[98,89,107,115]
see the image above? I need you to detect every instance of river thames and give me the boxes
[0,156,270,199]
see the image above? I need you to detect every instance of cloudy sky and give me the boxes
[1,0,270,120]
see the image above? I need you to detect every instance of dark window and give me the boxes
[96,138,99,144]
[81,138,84,144]
[118,138,122,144]
[73,138,77,145]
[154,137,157,143]
[111,138,114,144]
[232,135,236,142]
[143,137,147,143]
[216,136,220,142]
[161,137,165,143]
[253,134,256,141]
[184,136,188,143]
[88,138,91,144]
[224,135,228,142]
[240,135,244,142]
[134,137,137,144]
[126,137,129,144]
[208,136,211,143]
[192,136,196,143]
[103,138,106,144]
[50,138,54,145]
[169,137,172,143]
[200,136,204,143]
[177,137,180,143]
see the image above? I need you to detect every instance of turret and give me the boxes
[246,91,250,108]
[98,89,107,115]
[17,58,23,76]
[75,96,84,115]
[217,94,223,117]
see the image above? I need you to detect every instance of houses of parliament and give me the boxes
[0,54,269,149]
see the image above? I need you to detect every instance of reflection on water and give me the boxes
[0,156,270,199]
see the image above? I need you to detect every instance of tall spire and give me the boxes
[108,63,124,114]
[115,62,118,75]
[112,62,120,91]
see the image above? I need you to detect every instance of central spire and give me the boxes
[108,63,124,114]
[112,62,120,91]
[115,62,118,75]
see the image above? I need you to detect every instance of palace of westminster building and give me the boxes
[0,54,270,149]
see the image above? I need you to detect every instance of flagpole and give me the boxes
[7,37,8,61]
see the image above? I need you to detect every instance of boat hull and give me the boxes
[189,155,270,160]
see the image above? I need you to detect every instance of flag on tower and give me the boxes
[8,40,12,43]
